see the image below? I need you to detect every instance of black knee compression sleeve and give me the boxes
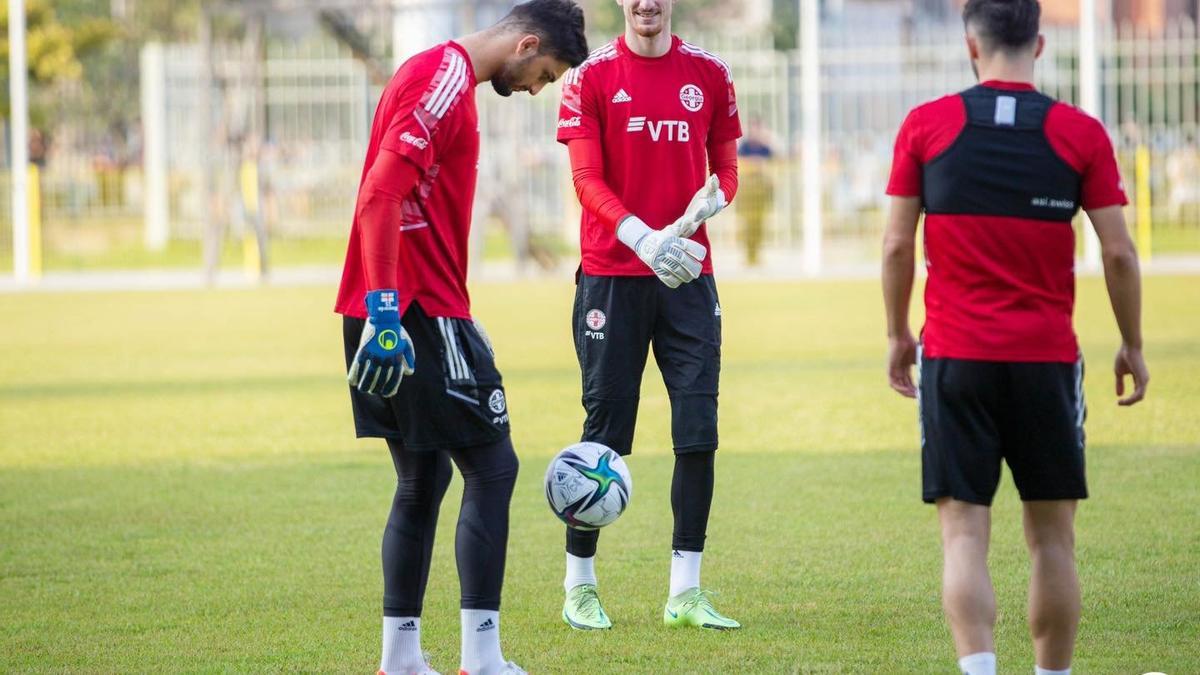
[447,437,519,611]
[382,440,453,617]
[671,450,715,552]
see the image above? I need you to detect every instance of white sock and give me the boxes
[380,616,423,674]
[958,652,996,675]
[669,550,702,598]
[460,609,504,675]
[1035,668,1071,675]
[564,553,597,592]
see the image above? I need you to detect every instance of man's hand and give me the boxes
[669,175,727,238]
[887,331,918,398]
[348,290,416,397]
[1088,206,1149,408]
[617,216,707,288]
[1114,344,1149,406]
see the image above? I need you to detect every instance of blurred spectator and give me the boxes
[92,122,134,208]
[737,117,775,267]
[1166,147,1199,225]
[29,129,49,168]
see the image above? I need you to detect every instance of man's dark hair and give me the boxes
[502,0,589,68]
[962,0,1041,51]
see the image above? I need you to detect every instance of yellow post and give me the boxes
[1135,145,1152,262]
[239,159,261,280]
[27,163,42,280]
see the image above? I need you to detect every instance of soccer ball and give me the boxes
[544,442,633,530]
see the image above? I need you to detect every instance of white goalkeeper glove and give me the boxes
[669,175,727,238]
[617,215,707,289]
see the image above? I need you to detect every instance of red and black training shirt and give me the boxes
[887,81,1128,363]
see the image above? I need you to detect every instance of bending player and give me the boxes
[334,3,587,673]
[555,0,742,631]
[882,1,1149,674]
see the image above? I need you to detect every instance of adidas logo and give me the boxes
[714,303,722,317]
[397,620,417,632]
[475,618,496,632]
[673,550,685,559]
[611,88,632,104]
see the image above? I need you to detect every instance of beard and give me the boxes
[629,6,666,38]
[491,76,514,97]
[491,55,533,97]
[632,23,664,38]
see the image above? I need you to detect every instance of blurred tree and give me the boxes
[0,0,119,118]
[126,0,203,41]
[772,0,800,51]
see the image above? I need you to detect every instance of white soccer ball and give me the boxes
[544,442,633,530]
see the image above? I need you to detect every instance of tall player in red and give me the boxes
[555,0,742,631]
[882,1,1149,674]
[335,3,587,674]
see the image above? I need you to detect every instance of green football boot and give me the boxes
[663,588,741,630]
[562,584,612,630]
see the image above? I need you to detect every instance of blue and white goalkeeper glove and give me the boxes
[618,215,707,289]
[347,290,415,397]
[669,175,727,238]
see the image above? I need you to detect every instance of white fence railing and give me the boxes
[3,19,1197,278]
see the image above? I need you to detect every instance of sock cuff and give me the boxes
[564,552,598,592]
[958,652,996,675]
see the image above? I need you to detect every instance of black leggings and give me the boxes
[566,450,715,557]
[382,437,519,616]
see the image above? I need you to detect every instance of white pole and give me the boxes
[800,0,822,276]
[1079,0,1102,269]
[8,0,29,283]
[140,42,169,251]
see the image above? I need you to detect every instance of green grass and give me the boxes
[25,224,554,272]
[1150,224,1200,256]
[37,235,351,272]
[1,277,1197,674]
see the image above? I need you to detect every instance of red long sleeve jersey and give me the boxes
[335,41,479,320]
[557,36,743,276]
[886,81,1128,362]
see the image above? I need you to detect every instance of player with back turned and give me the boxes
[333,2,587,674]
[555,0,742,631]
[881,1,1149,674]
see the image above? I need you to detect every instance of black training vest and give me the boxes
[922,86,1083,223]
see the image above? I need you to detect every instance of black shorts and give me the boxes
[343,302,510,451]
[573,272,721,456]
[919,351,1087,505]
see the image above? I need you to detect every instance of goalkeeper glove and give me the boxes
[617,215,707,289]
[347,289,416,397]
[669,175,727,238]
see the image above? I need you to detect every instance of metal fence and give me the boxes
[2,16,1198,279]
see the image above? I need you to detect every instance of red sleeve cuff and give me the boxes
[707,139,739,203]
[886,185,922,198]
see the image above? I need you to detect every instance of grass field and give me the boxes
[1,277,1197,674]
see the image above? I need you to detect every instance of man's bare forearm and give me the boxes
[1102,240,1143,349]
[882,197,922,339]
[882,238,916,339]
